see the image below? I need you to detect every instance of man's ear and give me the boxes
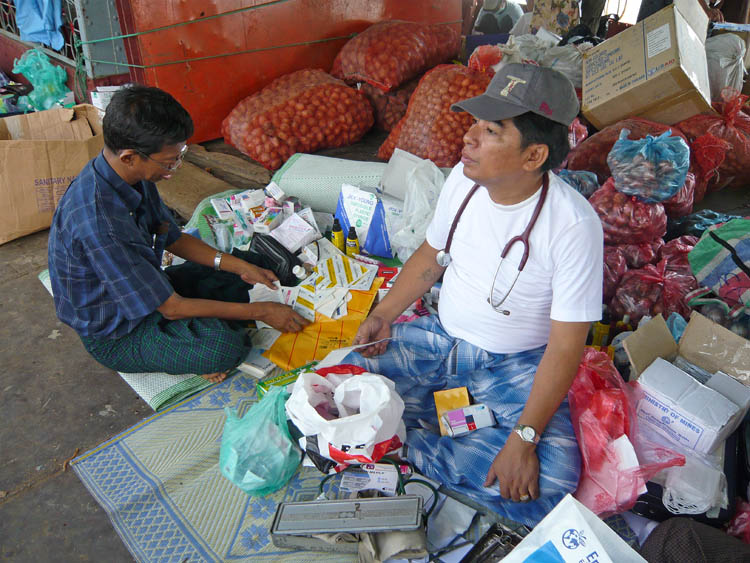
[118,149,140,167]
[522,143,548,173]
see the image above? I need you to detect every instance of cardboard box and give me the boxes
[582,2,712,129]
[0,104,103,245]
[635,357,746,454]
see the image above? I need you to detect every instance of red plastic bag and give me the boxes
[378,64,491,167]
[609,259,698,324]
[614,239,664,269]
[663,172,695,218]
[567,118,687,184]
[659,235,698,275]
[569,348,685,517]
[689,133,732,202]
[332,21,460,92]
[467,44,504,75]
[729,500,750,544]
[222,69,374,171]
[603,246,628,302]
[677,90,750,191]
[361,77,420,131]
[588,179,667,244]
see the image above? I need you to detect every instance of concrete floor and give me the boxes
[1,131,749,561]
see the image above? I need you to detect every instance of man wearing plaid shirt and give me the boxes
[48,85,307,383]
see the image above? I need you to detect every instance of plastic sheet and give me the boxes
[609,259,698,325]
[222,69,373,171]
[331,21,460,92]
[567,118,688,184]
[607,129,690,203]
[589,179,667,244]
[569,348,685,517]
[378,64,491,167]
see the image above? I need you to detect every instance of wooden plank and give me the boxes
[184,144,271,189]
[156,161,237,221]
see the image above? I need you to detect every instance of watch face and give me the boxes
[522,427,535,441]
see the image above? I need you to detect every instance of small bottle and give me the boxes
[331,218,345,253]
[292,265,307,280]
[345,226,360,257]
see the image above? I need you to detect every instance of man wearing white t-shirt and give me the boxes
[346,63,603,526]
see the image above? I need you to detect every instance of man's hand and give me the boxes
[353,314,391,357]
[256,302,310,333]
[484,433,540,502]
[236,262,278,289]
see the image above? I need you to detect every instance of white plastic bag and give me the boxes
[503,494,647,563]
[539,43,594,89]
[706,34,747,102]
[285,365,406,466]
[390,159,445,261]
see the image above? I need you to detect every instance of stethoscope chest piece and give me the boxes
[436,250,451,267]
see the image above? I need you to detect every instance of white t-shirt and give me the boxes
[425,163,603,354]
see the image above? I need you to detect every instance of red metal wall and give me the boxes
[117,0,462,142]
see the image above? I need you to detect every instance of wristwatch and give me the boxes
[513,424,540,445]
[213,251,223,271]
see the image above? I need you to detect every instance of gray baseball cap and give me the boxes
[451,63,579,126]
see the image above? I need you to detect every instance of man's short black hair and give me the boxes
[103,84,194,155]
[510,112,570,173]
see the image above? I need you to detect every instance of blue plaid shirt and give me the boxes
[48,152,182,338]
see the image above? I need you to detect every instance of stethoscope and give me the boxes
[435,173,550,315]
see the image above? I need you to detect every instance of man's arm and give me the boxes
[353,240,446,355]
[166,233,277,288]
[484,319,590,501]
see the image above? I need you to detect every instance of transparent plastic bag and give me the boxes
[331,21,460,92]
[219,386,301,496]
[556,169,598,198]
[378,64,491,167]
[12,48,71,111]
[569,348,685,517]
[390,157,445,261]
[588,178,667,244]
[567,118,688,184]
[609,259,698,325]
[614,239,664,269]
[607,129,690,203]
[603,246,628,303]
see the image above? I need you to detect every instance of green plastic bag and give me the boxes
[12,48,71,111]
[219,386,301,496]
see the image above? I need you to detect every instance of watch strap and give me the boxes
[213,251,223,271]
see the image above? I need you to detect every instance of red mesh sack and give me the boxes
[677,90,750,191]
[589,179,667,244]
[331,21,460,92]
[614,239,664,269]
[361,77,419,132]
[687,133,733,201]
[378,65,491,167]
[662,172,695,218]
[609,259,698,324]
[569,348,685,516]
[467,44,504,75]
[222,69,374,171]
[567,118,687,184]
[604,246,628,302]
[658,235,699,275]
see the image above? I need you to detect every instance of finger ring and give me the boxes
[519,494,530,502]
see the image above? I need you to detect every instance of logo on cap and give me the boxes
[500,75,527,97]
[539,101,554,116]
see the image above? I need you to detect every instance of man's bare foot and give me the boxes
[201,371,228,384]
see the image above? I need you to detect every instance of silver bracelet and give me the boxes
[213,251,223,271]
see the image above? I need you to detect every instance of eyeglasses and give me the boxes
[138,145,188,172]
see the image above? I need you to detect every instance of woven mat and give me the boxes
[71,373,353,563]
[38,269,213,411]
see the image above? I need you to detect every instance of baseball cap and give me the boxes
[451,63,579,126]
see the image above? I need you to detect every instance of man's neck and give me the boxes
[484,172,545,205]
[103,148,140,186]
